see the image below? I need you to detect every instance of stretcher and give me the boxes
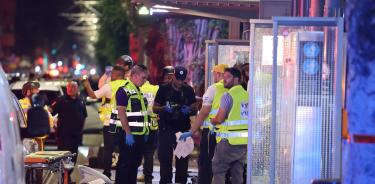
[24,151,75,184]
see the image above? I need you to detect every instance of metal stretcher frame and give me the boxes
[24,152,75,184]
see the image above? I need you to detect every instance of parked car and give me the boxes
[10,80,65,146]
[10,80,64,106]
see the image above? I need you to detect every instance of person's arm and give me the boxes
[211,107,227,125]
[186,86,198,114]
[118,105,131,134]
[153,86,166,113]
[50,98,60,116]
[82,80,97,99]
[190,105,211,133]
[98,72,112,88]
[190,85,215,133]
[211,93,232,125]
[116,88,131,134]
[44,105,55,129]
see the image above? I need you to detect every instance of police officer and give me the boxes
[98,55,134,88]
[210,67,248,184]
[82,66,127,178]
[138,80,159,183]
[180,64,228,184]
[153,66,197,184]
[115,64,149,184]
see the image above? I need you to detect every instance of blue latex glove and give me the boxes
[125,134,135,146]
[179,131,193,141]
[180,105,191,115]
[164,106,173,113]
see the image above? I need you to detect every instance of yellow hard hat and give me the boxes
[212,64,228,74]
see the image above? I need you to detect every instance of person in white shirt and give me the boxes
[82,66,127,178]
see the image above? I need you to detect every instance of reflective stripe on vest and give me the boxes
[123,80,149,135]
[140,81,159,131]
[216,85,249,145]
[216,132,248,139]
[201,81,227,130]
[222,120,248,127]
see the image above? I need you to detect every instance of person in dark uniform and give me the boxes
[153,66,197,184]
[115,64,149,184]
[51,81,87,182]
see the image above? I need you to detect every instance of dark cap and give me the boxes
[116,55,134,69]
[162,66,174,75]
[174,66,188,80]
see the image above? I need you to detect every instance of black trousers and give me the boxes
[57,131,82,163]
[115,130,145,184]
[57,131,82,182]
[102,126,118,177]
[158,129,189,184]
[143,130,158,183]
[198,128,217,184]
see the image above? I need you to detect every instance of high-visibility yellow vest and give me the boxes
[116,80,149,135]
[99,79,127,126]
[201,80,228,130]
[140,81,159,131]
[216,85,249,145]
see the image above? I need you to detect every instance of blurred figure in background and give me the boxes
[240,63,249,90]
[51,81,87,171]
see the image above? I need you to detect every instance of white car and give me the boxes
[10,80,64,105]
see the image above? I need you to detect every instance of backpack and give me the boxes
[25,94,50,137]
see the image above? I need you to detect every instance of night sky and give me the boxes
[15,0,75,58]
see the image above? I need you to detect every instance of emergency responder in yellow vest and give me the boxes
[179,64,228,184]
[210,67,248,184]
[115,64,149,184]
[138,80,159,183]
[19,81,54,151]
[82,66,127,178]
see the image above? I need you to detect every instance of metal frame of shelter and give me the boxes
[247,17,344,184]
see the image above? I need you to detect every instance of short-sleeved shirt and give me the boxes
[219,92,233,118]
[202,84,216,106]
[116,87,131,107]
[154,83,196,132]
[94,83,112,99]
[51,95,87,134]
